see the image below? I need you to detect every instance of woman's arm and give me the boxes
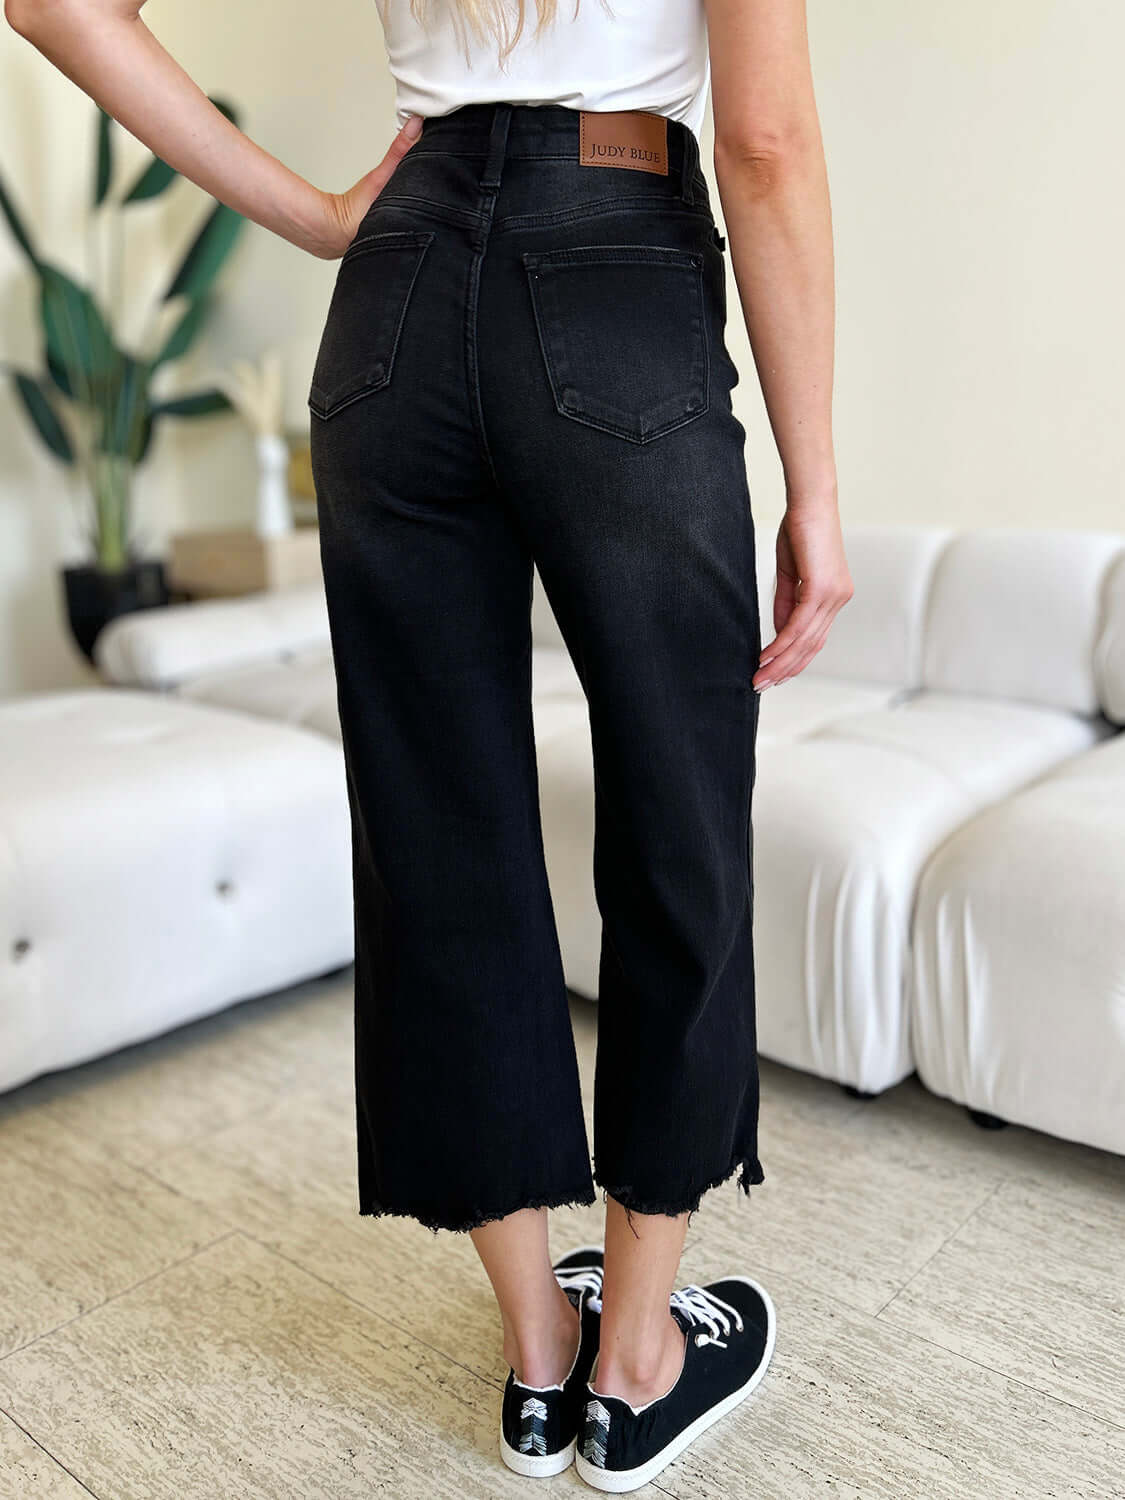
[705,0,852,690]
[5,0,423,259]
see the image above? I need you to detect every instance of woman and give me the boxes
[10,0,851,1488]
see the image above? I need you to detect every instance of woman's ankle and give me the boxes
[591,1311,687,1406]
[504,1286,581,1387]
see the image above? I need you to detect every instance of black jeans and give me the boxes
[309,102,764,1234]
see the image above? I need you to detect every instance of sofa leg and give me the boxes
[967,1107,1009,1131]
[841,1083,879,1101]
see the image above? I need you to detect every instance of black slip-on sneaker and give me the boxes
[574,1277,776,1493]
[498,1244,605,1477]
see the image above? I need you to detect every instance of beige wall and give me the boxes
[809,1,1123,537]
[1,0,1121,696]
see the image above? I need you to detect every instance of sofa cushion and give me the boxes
[531,644,585,702]
[809,690,1111,804]
[95,585,331,689]
[911,728,1125,1155]
[178,645,343,740]
[757,674,906,745]
[785,523,952,688]
[752,734,969,1092]
[177,642,584,749]
[1094,549,1125,725]
[0,689,352,1094]
[751,692,1107,1094]
[532,567,567,650]
[920,528,1125,714]
[535,719,599,998]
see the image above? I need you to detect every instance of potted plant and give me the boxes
[0,98,246,661]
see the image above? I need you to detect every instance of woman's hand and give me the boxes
[754,496,853,691]
[312,114,426,260]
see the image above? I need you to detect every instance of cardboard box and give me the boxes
[168,528,323,598]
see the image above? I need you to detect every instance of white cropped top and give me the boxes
[374,0,712,142]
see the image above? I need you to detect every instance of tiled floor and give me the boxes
[1,972,1122,1498]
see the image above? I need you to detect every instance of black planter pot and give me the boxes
[63,558,170,664]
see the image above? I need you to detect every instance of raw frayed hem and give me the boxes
[594,1153,765,1232]
[357,1182,599,1236]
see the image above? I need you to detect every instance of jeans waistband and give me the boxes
[414,103,703,203]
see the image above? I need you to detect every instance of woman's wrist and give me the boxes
[290,183,345,260]
[784,474,839,514]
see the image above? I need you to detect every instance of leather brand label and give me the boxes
[579,110,669,176]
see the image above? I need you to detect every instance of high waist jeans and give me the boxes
[308,102,764,1234]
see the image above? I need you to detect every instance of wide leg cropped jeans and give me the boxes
[308,102,765,1233]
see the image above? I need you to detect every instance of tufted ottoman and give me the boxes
[0,688,353,1094]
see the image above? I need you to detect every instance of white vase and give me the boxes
[255,433,293,537]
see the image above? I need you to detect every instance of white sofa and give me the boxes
[0,689,353,1095]
[910,548,1125,1158]
[751,527,1122,1097]
[89,525,1125,1156]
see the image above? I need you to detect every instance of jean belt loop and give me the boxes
[679,124,698,206]
[482,102,514,191]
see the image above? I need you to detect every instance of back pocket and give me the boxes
[521,244,709,444]
[308,230,434,420]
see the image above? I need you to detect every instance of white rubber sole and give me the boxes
[499,1431,576,1477]
[573,1277,777,1494]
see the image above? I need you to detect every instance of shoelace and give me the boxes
[669,1284,745,1349]
[556,1261,604,1314]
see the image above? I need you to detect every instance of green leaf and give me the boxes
[0,171,39,265]
[10,371,75,462]
[152,291,212,368]
[150,388,231,418]
[39,262,119,386]
[209,97,241,130]
[94,107,113,207]
[120,153,177,204]
[121,96,240,204]
[45,348,75,398]
[133,409,156,463]
[162,200,244,301]
[100,354,150,459]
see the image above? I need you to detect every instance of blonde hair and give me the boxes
[409,0,614,69]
